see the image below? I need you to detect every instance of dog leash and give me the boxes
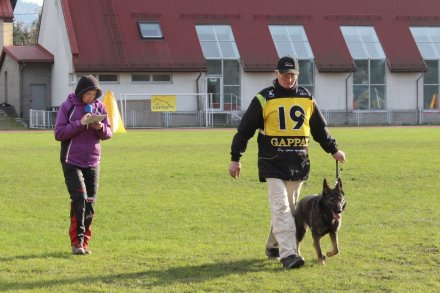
[335,160,343,186]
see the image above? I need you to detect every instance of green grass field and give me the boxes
[1,127,439,292]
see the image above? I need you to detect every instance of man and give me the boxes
[229,56,346,269]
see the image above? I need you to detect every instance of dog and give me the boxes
[294,178,346,265]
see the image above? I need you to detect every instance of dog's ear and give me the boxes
[323,178,330,194]
[337,178,343,190]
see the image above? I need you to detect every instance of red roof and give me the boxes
[0,0,13,20]
[60,0,440,73]
[2,45,54,63]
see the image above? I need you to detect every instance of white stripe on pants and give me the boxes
[265,178,303,259]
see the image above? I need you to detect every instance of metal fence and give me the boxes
[321,109,440,126]
[29,109,58,129]
[29,108,440,129]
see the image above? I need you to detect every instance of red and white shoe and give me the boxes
[72,244,85,255]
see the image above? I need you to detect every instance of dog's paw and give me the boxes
[318,259,326,266]
[326,250,339,257]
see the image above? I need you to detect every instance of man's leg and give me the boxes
[266,178,304,268]
[266,178,296,259]
[266,180,304,257]
[285,180,303,214]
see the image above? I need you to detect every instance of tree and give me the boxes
[13,11,41,46]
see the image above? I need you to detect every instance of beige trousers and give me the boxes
[265,178,303,259]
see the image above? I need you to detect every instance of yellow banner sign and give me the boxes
[151,95,177,112]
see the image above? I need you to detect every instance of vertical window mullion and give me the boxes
[212,26,222,59]
[285,26,297,57]
[434,58,440,109]
[368,60,371,110]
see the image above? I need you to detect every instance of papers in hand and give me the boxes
[83,114,106,125]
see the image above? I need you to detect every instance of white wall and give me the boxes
[101,72,200,98]
[240,71,274,109]
[314,71,351,111]
[98,72,203,111]
[241,69,351,111]
[38,0,74,107]
[386,71,422,110]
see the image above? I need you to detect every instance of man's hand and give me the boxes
[332,150,346,163]
[229,161,241,178]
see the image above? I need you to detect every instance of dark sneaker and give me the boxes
[280,254,305,269]
[265,247,280,259]
[72,245,85,255]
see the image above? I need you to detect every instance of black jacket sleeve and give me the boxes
[309,100,339,154]
[230,97,264,161]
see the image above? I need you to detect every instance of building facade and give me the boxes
[4,0,440,126]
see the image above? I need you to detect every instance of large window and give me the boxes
[269,25,315,94]
[195,25,240,59]
[196,25,241,110]
[341,26,387,110]
[410,27,440,109]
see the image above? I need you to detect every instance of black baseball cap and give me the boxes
[276,56,299,74]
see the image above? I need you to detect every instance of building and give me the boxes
[0,45,53,119]
[0,0,53,121]
[0,0,13,50]
[3,0,440,127]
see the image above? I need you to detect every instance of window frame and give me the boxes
[422,60,440,109]
[269,24,315,95]
[130,73,172,83]
[341,26,387,111]
[75,73,119,84]
[138,21,163,39]
[98,74,119,83]
[410,26,440,109]
[195,25,240,60]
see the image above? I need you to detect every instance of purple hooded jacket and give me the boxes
[54,93,112,168]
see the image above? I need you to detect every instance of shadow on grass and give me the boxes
[0,252,71,262]
[1,257,265,291]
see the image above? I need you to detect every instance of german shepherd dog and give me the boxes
[294,178,346,265]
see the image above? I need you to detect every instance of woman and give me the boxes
[54,75,113,255]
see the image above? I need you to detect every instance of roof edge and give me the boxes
[61,0,79,55]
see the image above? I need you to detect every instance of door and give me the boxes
[206,77,223,110]
[30,84,47,110]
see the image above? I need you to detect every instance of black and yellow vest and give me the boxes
[256,86,313,181]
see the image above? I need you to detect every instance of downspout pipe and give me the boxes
[345,72,352,125]
[416,72,423,124]
[20,63,27,118]
[196,71,202,110]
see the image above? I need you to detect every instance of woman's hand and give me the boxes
[80,113,91,126]
[90,121,103,130]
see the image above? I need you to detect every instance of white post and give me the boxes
[205,93,209,127]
